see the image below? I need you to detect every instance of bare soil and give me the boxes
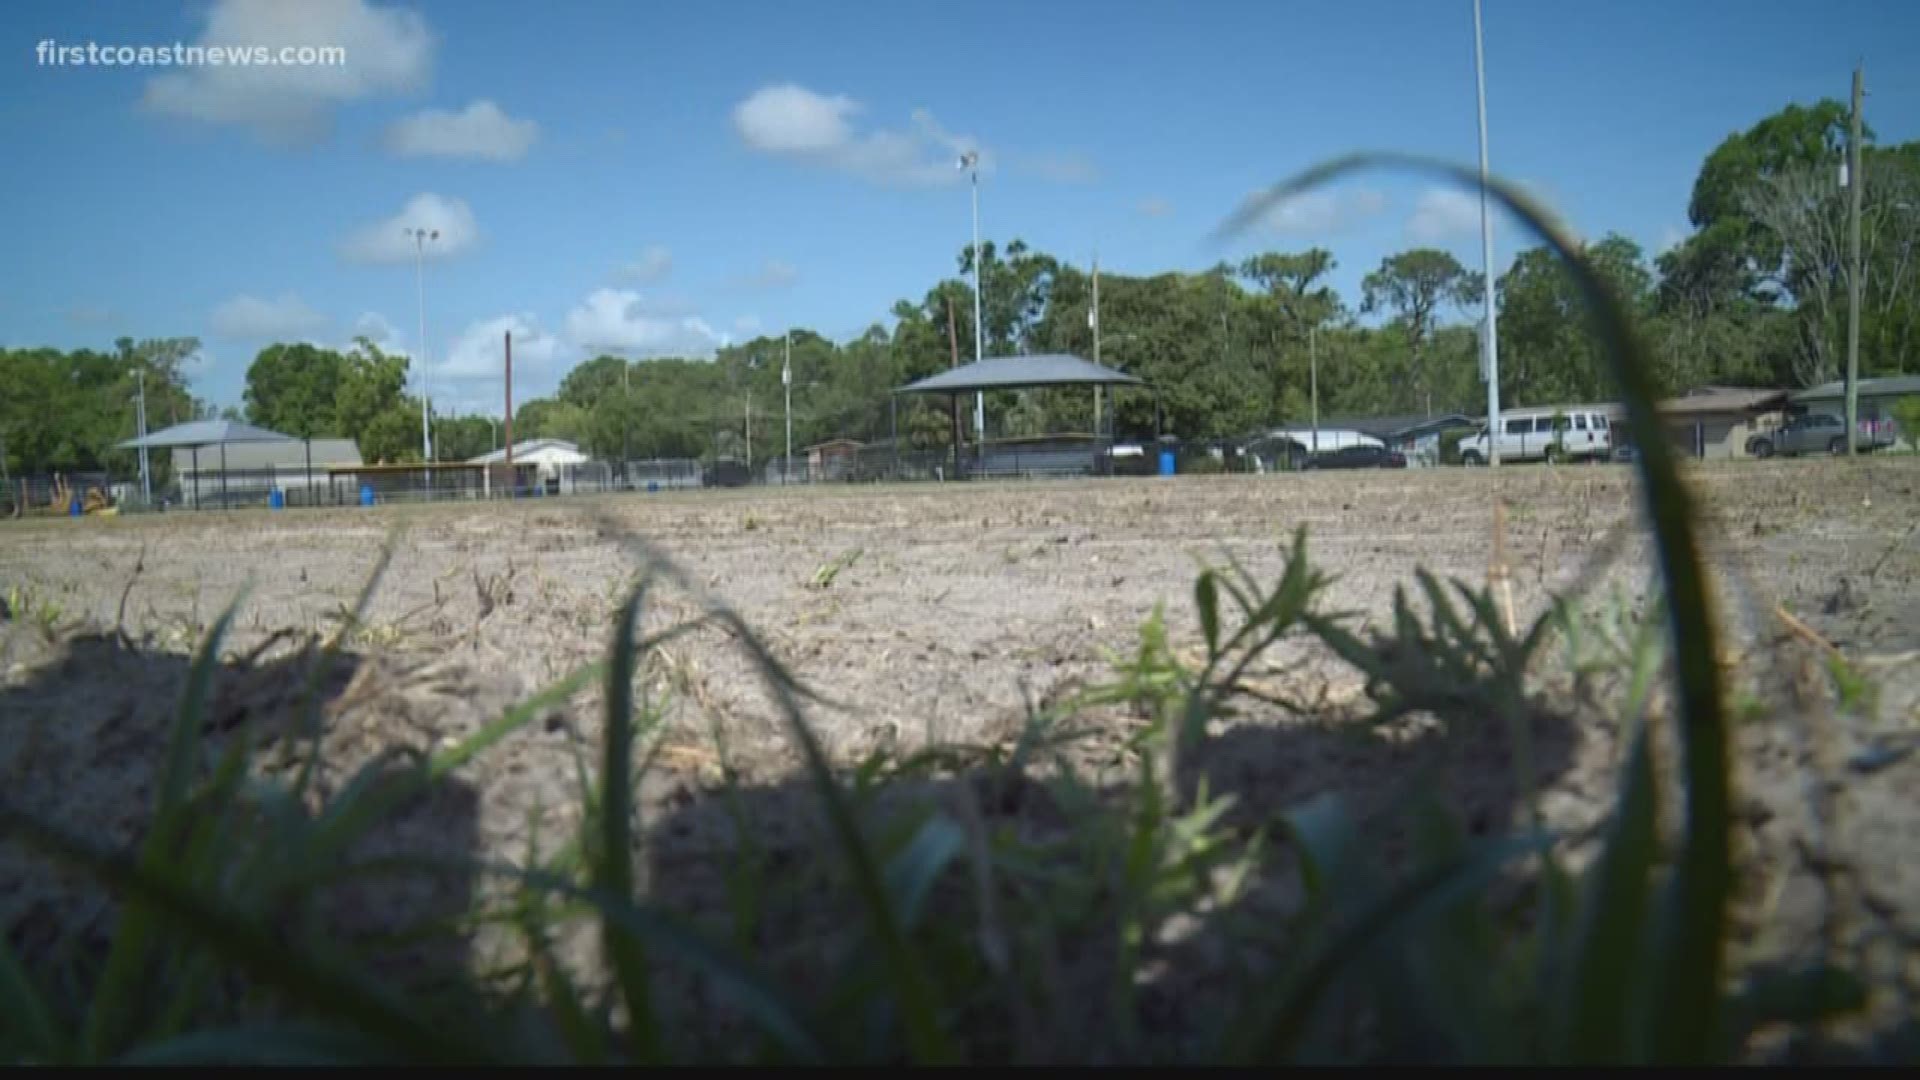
[4,459,1918,1046]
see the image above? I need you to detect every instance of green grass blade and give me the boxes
[594,522,957,1064]
[1,809,484,1065]
[596,581,660,1061]
[294,533,398,802]
[303,659,609,873]
[429,660,609,781]
[1232,831,1551,1063]
[80,595,243,1060]
[1195,570,1222,659]
[485,865,826,1064]
[535,943,607,1065]
[1280,793,1359,904]
[1218,152,1731,1065]
[883,815,965,930]
[1552,730,1658,1063]
[0,936,64,1063]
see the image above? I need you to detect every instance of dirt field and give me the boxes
[4,459,1919,1047]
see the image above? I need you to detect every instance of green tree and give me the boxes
[515,398,590,444]
[244,343,345,437]
[359,404,422,464]
[0,338,203,480]
[1238,249,1343,423]
[559,354,631,411]
[1361,250,1483,415]
[1497,235,1653,406]
[335,338,411,450]
[433,415,498,461]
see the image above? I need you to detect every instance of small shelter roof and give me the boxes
[115,418,294,451]
[895,354,1144,395]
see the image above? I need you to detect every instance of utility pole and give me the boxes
[1091,253,1102,438]
[504,330,514,498]
[960,150,985,452]
[620,351,631,463]
[406,227,439,465]
[1845,63,1864,456]
[1310,326,1320,454]
[135,367,151,504]
[946,295,962,478]
[783,331,793,484]
[1473,0,1502,466]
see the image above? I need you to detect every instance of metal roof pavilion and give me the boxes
[115,418,296,511]
[114,418,295,451]
[894,354,1144,395]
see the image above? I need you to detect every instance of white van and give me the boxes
[1457,406,1613,465]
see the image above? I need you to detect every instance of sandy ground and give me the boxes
[3,458,1918,1046]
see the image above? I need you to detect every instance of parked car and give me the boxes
[1457,406,1614,465]
[1746,412,1895,457]
[1301,445,1407,470]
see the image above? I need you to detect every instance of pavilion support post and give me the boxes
[220,443,228,511]
[191,447,199,511]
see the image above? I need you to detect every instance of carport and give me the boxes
[891,354,1147,478]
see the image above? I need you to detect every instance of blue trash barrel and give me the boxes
[647,480,660,493]
[70,498,83,517]
[269,489,285,510]
[359,484,376,507]
[1158,450,1176,476]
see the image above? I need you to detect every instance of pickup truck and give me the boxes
[1746,412,1895,458]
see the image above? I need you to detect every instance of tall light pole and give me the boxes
[133,366,151,504]
[783,331,794,484]
[1844,64,1864,456]
[1309,326,1319,455]
[405,226,438,463]
[960,150,985,452]
[1473,0,1502,466]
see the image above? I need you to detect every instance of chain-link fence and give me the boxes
[11,436,1164,517]
[5,472,114,517]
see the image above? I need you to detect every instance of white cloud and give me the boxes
[730,259,798,291]
[383,99,537,161]
[1137,197,1173,218]
[1257,187,1387,235]
[347,310,412,358]
[339,192,478,263]
[613,244,673,285]
[731,84,984,188]
[733,84,855,154]
[210,292,326,338]
[563,288,722,358]
[141,0,434,145]
[441,313,562,381]
[354,310,400,343]
[1406,187,1484,243]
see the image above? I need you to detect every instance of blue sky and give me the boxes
[4,0,1917,414]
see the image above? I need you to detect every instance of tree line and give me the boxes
[4,98,1913,479]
